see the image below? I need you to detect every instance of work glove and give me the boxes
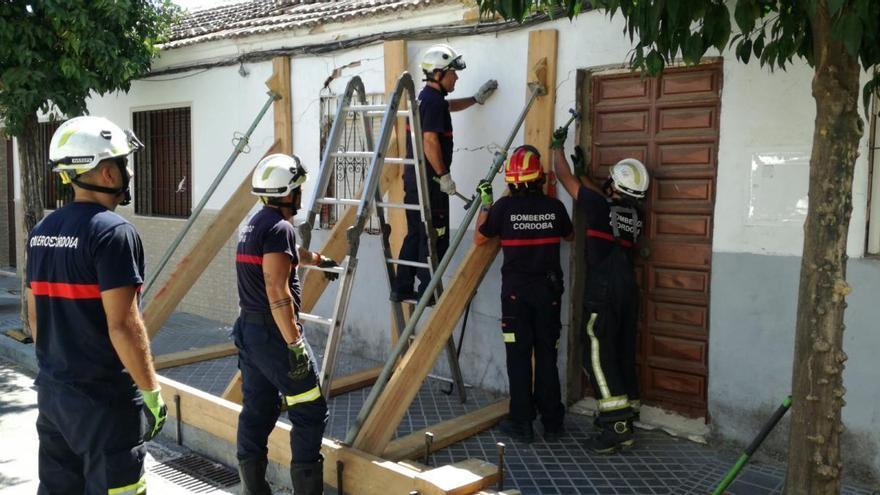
[473,79,499,104]
[317,255,339,281]
[550,126,568,150]
[287,338,311,381]
[477,180,493,207]
[438,173,457,196]
[571,145,587,177]
[140,388,167,442]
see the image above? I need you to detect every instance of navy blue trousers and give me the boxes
[233,313,328,464]
[36,381,146,495]
[501,283,565,429]
[393,168,450,295]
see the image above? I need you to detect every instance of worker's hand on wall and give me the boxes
[287,339,311,381]
[140,388,167,442]
[473,79,498,104]
[550,126,568,150]
[317,255,339,281]
[571,146,587,177]
[438,173,457,196]
[477,180,494,207]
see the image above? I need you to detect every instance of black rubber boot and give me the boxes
[585,420,634,455]
[499,418,535,444]
[238,457,273,495]
[290,457,324,495]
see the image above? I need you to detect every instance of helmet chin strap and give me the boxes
[71,160,132,206]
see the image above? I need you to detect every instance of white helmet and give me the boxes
[49,116,142,185]
[421,44,466,76]
[610,158,649,199]
[252,153,308,198]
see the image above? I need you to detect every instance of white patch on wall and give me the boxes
[747,151,810,225]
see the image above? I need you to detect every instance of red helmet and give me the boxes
[505,145,543,185]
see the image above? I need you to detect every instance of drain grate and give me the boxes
[150,454,240,493]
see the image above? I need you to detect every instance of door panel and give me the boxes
[587,64,721,417]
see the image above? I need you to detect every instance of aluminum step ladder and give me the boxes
[298,73,467,402]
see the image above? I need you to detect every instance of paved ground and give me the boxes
[1,272,876,494]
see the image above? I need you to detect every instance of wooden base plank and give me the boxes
[153,342,237,370]
[328,366,382,397]
[222,370,243,403]
[4,329,33,344]
[415,459,499,495]
[157,375,499,495]
[383,400,509,461]
[222,366,382,404]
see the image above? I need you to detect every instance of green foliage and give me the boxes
[476,0,880,114]
[0,1,181,135]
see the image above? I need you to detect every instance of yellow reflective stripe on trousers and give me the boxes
[503,332,516,343]
[285,386,321,406]
[108,475,146,495]
[598,395,629,412]
[586,313,612,399]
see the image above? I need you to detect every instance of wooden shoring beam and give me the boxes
[153,342,237,370]
[383,399,509,461]
[157,375,499,494]
[351,238,501,454]
[142,140,281,338]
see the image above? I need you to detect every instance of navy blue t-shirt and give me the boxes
[479,194,573,293]
[26,202,145,395]
[577,186,641,267]
[406,85,454,182]
[236,207,301,314]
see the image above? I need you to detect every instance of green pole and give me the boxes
[712,396,792,495]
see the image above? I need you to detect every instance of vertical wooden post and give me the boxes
[384,40,409,345]
[524,29,558,194]
[270,57,293,155]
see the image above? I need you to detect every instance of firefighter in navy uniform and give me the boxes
[474,145,573,443]
[25,116,166,494]
[552,128,650,454]
[234,153,339,495]
[391,44,498,302]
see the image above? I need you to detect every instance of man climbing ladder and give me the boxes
[392,44,498,302]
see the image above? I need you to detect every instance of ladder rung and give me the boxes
[385,157,418,165]
[301,264,345,274]
[317,197,360,206]
[344,105,412,118]
[330,152,417,166]
[386,258,432,269]
[376,202,420,211]
[299,312,333,326]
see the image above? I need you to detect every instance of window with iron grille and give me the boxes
[132,107,192,218]
[38,120,72,210]
[319,93,385,234]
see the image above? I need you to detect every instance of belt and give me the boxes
[240,311,277,326]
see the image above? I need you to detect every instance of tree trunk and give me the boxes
[785,3,862,494]
[17,112,44,336]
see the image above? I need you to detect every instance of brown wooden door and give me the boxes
[588,64,721,418]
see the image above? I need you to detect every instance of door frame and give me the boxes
[565,59,723,417]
